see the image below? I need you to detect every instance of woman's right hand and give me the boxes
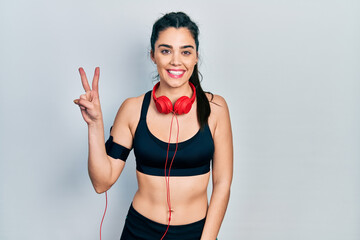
[74,67,103,126]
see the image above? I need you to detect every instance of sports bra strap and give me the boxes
[140,91,152,120]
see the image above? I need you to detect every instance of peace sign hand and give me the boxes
[73,67,103,125]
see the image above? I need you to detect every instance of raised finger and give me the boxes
[92,67,100,93]
[79,67,91,92]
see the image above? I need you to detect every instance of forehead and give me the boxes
[156,27,195,47]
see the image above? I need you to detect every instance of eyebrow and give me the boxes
[158,44,195,49]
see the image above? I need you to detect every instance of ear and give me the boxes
[150,50,156,64]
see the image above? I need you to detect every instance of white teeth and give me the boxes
[168,70,184,75]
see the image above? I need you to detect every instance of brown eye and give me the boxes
[183,51,191,55]
[161,49,171,54]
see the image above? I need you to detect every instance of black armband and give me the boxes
[105,135,131,161]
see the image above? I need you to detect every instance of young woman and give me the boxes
[74,12,233,240]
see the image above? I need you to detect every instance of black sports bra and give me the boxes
[105,90,214,177]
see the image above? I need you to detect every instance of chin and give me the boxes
[163,78,190,88]
[159,74,189,87]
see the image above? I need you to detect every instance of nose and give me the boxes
[170,51,181,66]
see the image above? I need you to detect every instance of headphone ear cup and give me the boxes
[174,96,192,115]
[155,96,173,114]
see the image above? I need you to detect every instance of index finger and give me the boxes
[79,67,91,92]
[92,67,100,93]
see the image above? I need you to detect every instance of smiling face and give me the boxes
[151,27,198,88]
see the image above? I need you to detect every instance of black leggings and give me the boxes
[120,204,206,240]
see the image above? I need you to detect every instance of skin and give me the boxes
[74,27,233,239]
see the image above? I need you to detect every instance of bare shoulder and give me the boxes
[118,94,145,115]
[205,92,230,115]
[111,93,146,137]
[205,92,231,137]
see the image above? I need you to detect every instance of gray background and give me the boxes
[1,0,359,239]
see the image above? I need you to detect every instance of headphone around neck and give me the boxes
[152,82,196,115]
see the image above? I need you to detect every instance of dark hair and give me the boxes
[150,12,211,129]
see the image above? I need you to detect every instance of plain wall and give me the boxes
[0,0,359,239]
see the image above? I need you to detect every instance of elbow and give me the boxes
[213,180,232,195]
[94,185,110,194]
[213,177,232,189]
[92,181,111,194]
[94,186,107,194]
[89,170,113,194]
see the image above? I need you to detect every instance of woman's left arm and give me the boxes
[201,95,233,240]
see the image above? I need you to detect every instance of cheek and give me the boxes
[156,63,169,76]
[155,56,170,68]
[186,55,197,65]
[185,59,197,70]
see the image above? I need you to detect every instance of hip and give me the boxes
[120,203,206,240]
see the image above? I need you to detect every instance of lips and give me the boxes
[167,69,185,78]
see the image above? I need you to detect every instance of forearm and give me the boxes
[201,182,231,240]
[87,120,112,193]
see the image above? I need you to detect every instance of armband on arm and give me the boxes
[105,127,131,161]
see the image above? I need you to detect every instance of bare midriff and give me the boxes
[132,170,210,225]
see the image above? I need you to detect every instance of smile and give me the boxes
[167,69,185,78]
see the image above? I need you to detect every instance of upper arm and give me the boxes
[210,95,233,187]
[110,97,139,149]
[106,96,142,184]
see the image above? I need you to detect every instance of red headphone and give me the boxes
[152,82,196,115]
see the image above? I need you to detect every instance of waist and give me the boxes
[128,203,206,227]
[132,170,210,225]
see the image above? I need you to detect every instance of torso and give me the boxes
[133,171,210,225]
[128,91,216,225]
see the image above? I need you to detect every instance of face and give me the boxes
[151,27,198,88]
